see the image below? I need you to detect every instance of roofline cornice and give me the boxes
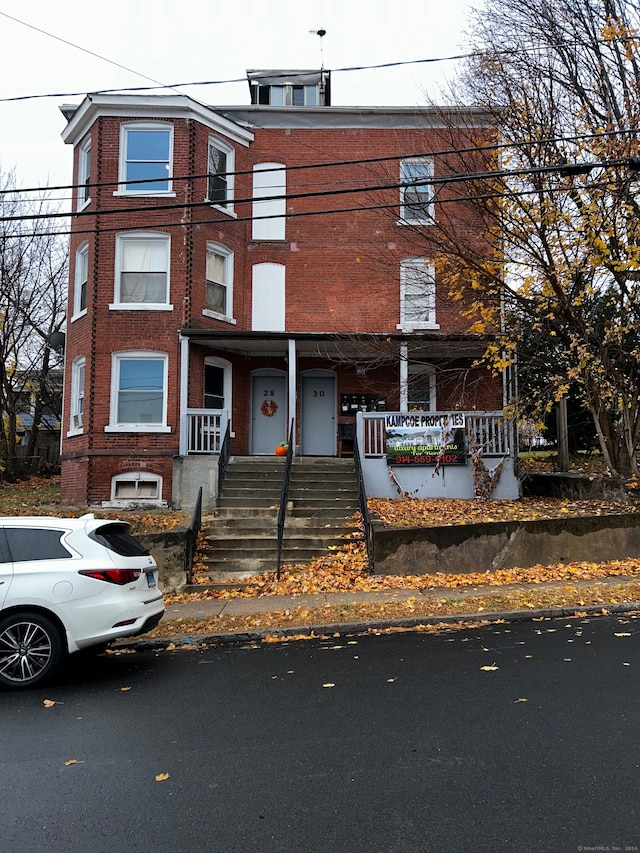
[60,94,254,147]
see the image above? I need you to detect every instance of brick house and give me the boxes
[59,70,503,508]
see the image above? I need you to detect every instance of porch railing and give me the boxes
[217,419,231,498]
[358,411,512,459]
[186,409,228,454]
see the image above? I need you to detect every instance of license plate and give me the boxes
[146,572,156,588]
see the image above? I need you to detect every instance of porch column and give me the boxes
[288,338,297,454]
[399,341,408,412]
[179,334,189,456]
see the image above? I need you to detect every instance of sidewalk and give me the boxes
[121,577,640,650]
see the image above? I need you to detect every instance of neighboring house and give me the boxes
[59,69,502,508]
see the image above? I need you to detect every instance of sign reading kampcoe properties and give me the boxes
[385,412,466,466]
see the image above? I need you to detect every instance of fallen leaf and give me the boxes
[43,699,57,708]
[64,759,78,766]
[614,632,632,637]
[322,683,335,688]
[155,773,170,782]
[480,664,499,671]
[514,698,528,703]
[120,687,131,692]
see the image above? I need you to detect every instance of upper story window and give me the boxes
[257,84,318,105]
[252,163,286,241]
[69,356,85,434]
[106,351,170,432]
[118,123,173,195]
[204,243,234,322]
[77,137,91,209]
[399,258,439,331]
[112,233,171,310]
[252,263,285,331]
[399,157,434,224]
[73,242,88,318]
[207,138,234,210]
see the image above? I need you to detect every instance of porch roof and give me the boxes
[178,329,490,361]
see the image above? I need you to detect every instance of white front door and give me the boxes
[251,373,287,454]
[301,372,336,456]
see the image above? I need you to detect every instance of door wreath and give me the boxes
[261,399,278,417]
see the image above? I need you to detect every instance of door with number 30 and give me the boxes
[301,371,336,456]
[251,372,287,454]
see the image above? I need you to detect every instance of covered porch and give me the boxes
[178,329,495,459]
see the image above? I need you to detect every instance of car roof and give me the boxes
[0,514,129,532]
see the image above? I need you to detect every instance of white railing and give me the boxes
[358,411,512,459]
[185,409,228,454]
[466,412,511,456]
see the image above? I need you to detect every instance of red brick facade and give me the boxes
[60,84,501,506]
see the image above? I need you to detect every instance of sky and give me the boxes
[0,0,478,195]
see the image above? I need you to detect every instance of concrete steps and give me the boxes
[193,456,361,582]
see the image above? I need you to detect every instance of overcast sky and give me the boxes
[0,0,478,194]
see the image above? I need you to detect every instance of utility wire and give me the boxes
[1,152,637,226]
[6,176,627,240]
[2,125,638,200]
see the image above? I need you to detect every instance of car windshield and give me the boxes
[90,523,149,557]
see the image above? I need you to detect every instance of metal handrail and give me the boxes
[354,437,374,573]
[276,418,295,580]
[217,420,231,499]
[185,486,203,584]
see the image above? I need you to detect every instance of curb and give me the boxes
[115,600,640,652]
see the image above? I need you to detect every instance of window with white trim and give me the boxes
[399,258,438,331]
[69,356,85,433]
[408,364,436,411]
[73,242,88,317]
[118,123,172,194]
[252,162,286,240]
[107,352,169,432]
[207,137,234,209]
[113,233,170,309]
[400,157,433,223]
[204,243,234,321]
[110,471,162,502]
[77,137,91,208]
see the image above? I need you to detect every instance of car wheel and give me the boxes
[0,612,63,689]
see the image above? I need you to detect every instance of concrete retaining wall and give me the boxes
[137,529,189,592]
[372,513,640,576]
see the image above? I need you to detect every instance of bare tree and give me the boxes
[0,168,67,480]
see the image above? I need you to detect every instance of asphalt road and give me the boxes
[2,613,640,853]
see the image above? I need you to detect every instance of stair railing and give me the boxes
[185,486,203,584]
[217,419,232,499]
[354,437,374,573]
[276,418,295,580]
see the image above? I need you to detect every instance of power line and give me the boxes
[2,125,638,201]
[5,173,630,240]
[0,10,179,96]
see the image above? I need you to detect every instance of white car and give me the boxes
[0,514,164,689]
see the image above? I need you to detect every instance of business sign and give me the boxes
[385,412,466,466]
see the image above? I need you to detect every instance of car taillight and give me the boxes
[78,568,142,585]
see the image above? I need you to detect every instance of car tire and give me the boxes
[0,612,63,689]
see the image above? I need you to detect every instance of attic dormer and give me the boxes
[246,69,331,107]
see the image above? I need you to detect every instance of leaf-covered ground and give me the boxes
[184,493,640,601]
[0,475,187,533]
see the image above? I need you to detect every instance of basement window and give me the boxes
[103,472,167,508]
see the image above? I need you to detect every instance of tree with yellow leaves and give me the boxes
[411,0,640,476]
